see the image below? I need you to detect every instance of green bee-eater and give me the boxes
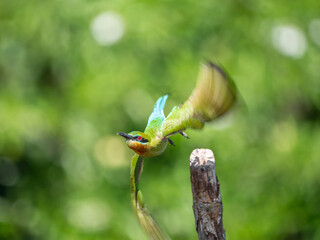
[118,62,237,240]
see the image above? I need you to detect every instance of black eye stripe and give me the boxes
[135,136,148,142]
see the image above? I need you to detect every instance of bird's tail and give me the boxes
[132,191,170,240]
[130,154,170,240]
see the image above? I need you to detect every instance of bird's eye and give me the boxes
[136,136,142,141]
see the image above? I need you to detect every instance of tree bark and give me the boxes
[190,149,225,240]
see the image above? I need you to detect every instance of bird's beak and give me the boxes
[117,132,133,140]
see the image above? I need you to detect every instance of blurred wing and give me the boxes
[161,62,236,138]
[130,154,170,240]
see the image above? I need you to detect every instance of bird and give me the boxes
[117,61,237,240]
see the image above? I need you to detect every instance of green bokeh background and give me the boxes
[1,0,320,239]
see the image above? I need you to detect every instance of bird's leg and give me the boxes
[168,138,175,146]
[179,131,190,139]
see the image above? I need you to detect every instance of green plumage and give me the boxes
[118,61,237,240]
[130,154,170,240]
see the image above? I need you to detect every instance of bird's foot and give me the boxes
[168,138,175,146]
[179,131,190,139]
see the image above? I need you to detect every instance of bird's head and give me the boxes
[117,131,150,156]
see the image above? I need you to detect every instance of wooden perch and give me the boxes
[190,149,225,240]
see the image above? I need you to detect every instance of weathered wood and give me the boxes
[190,149,225,240]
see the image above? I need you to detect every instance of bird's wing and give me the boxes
[146,94,168,127]
[161,62,236,138]
[130,154,170,240]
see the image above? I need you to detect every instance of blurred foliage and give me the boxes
[1,0,320,239]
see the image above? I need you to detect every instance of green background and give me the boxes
[1,0,320,239]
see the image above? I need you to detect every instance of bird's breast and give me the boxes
[146,138,168,157]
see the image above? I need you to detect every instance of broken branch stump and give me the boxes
[190,149,225,240]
